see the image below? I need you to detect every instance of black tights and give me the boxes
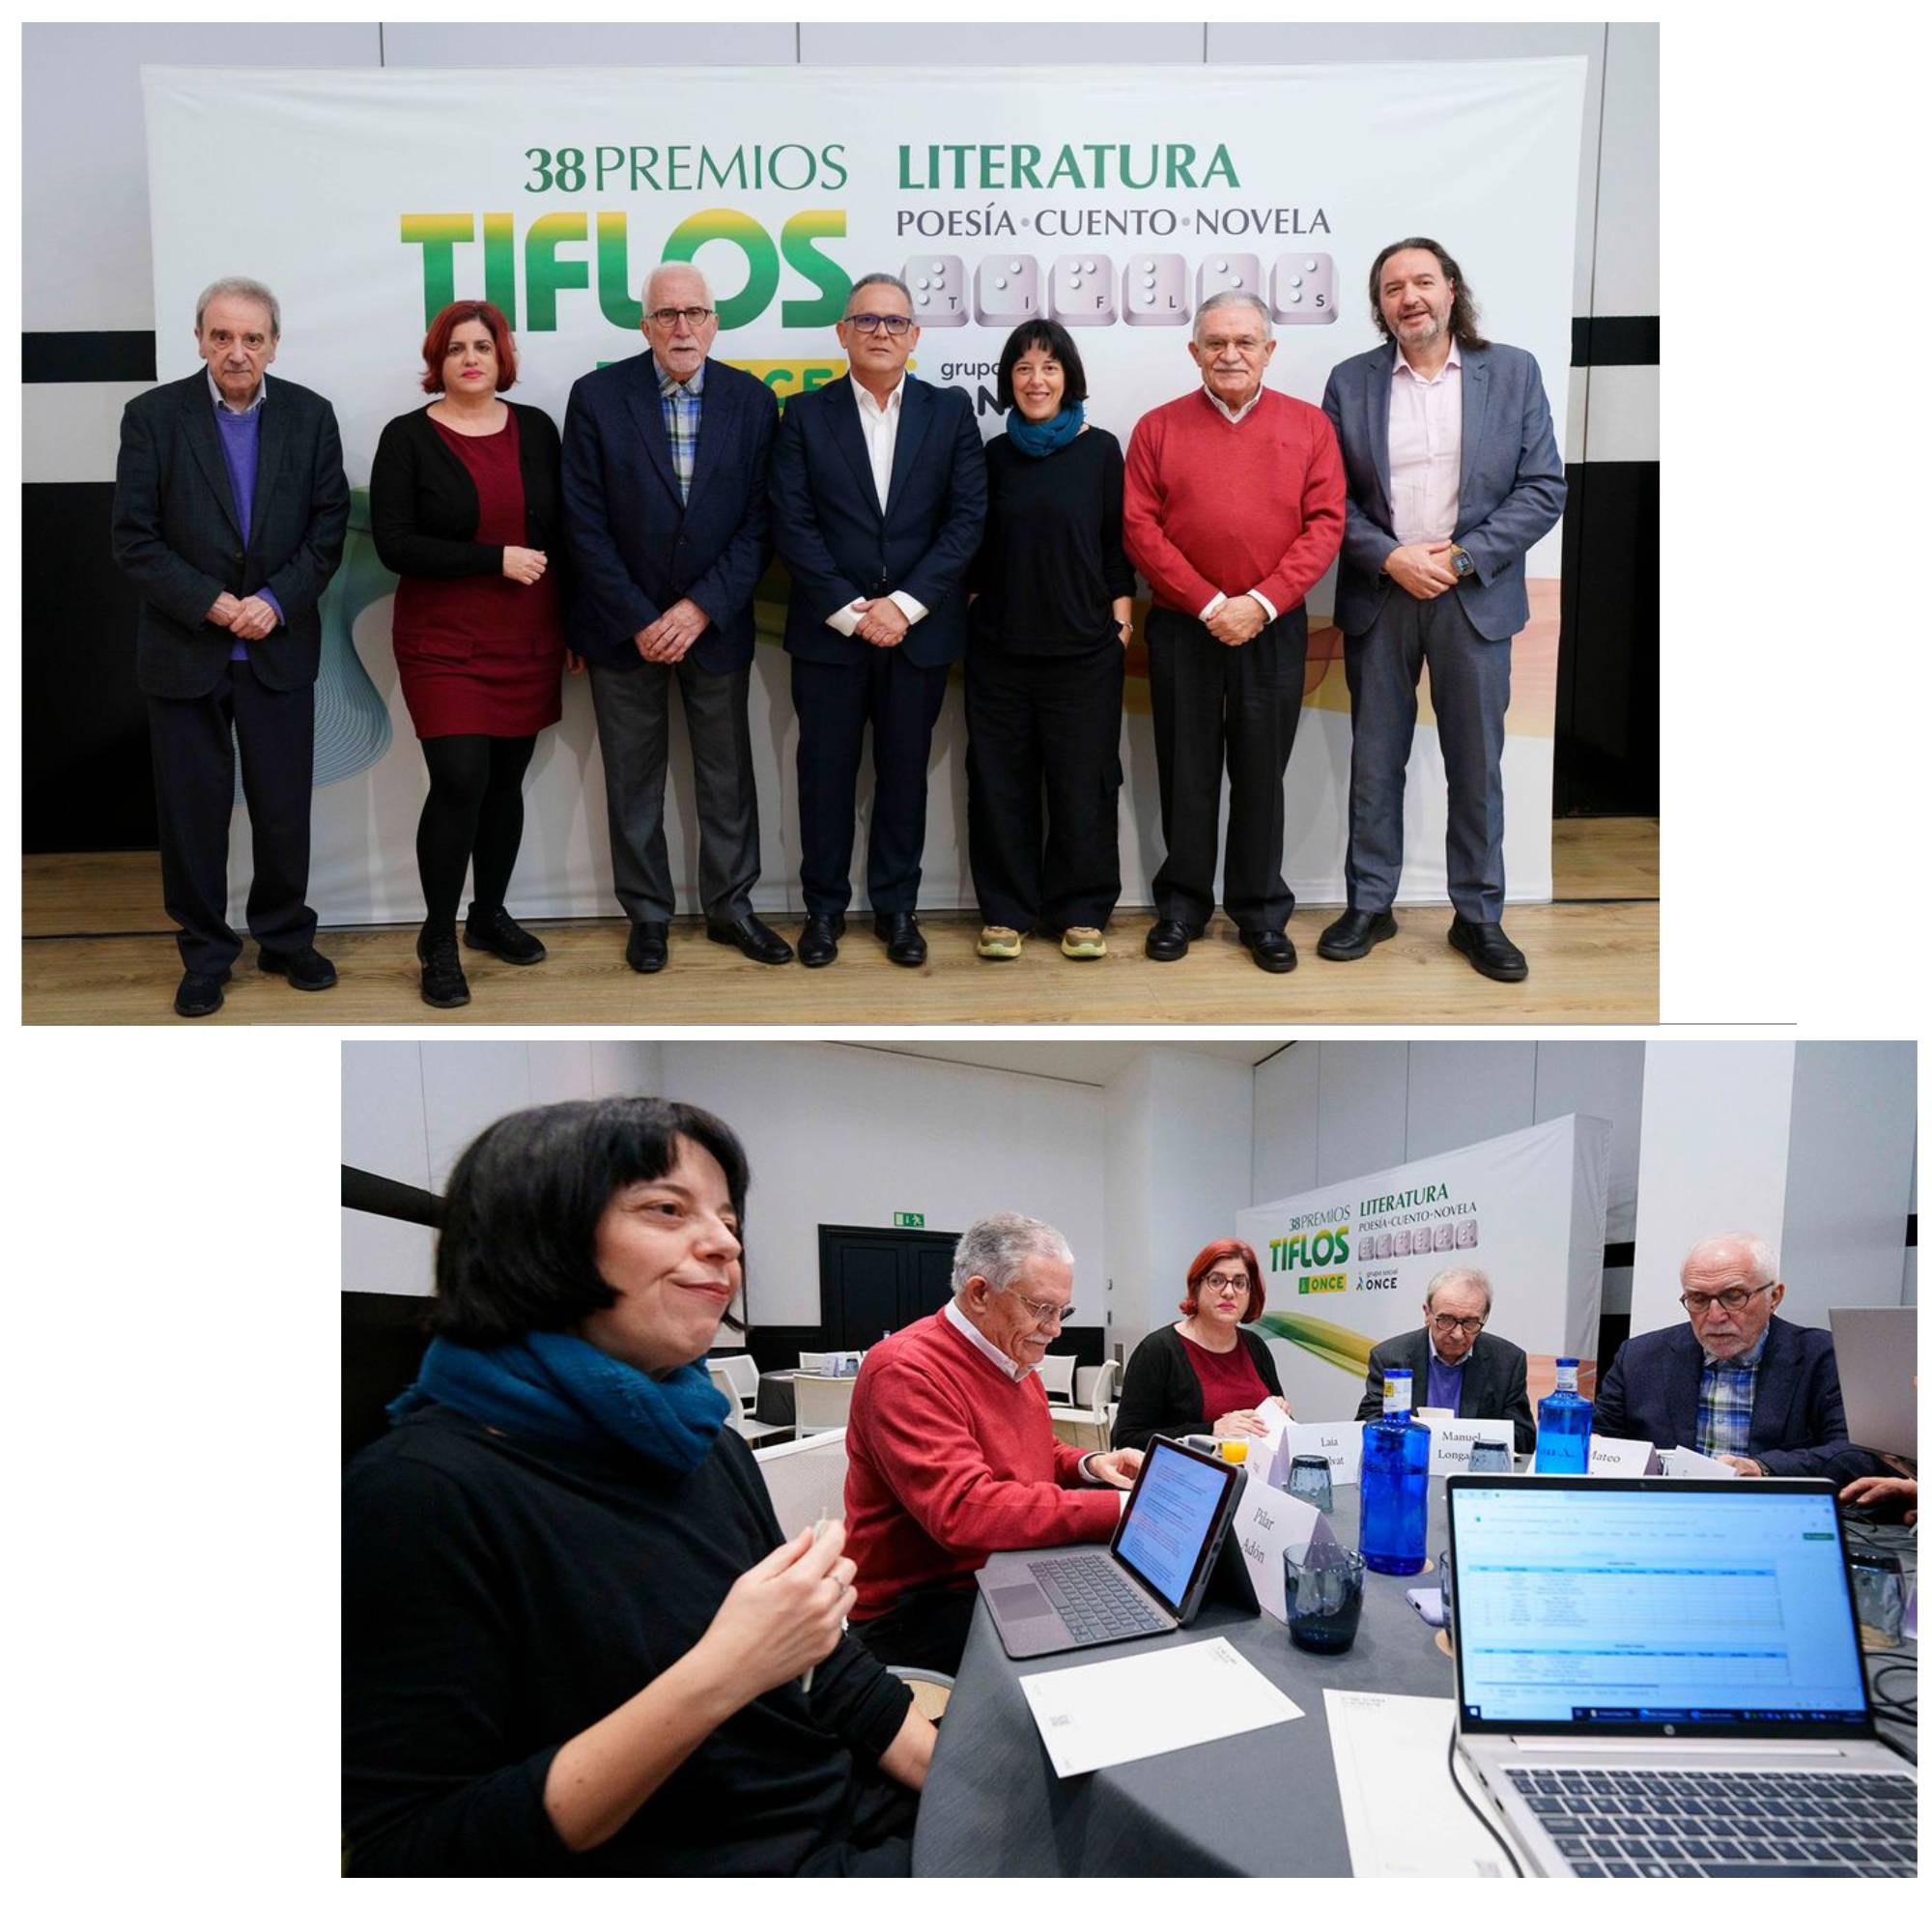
[416,734,538,932]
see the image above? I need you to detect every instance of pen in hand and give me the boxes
[800,1514,832,1696]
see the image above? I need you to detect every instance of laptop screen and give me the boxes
[1112,1438,1237,1612]
[1449,1480,1873,1736]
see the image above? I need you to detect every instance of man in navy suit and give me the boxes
[769,272,987,967]
[562,263,792,973]
[111,276,349,1018]
[1594,1233,1867,1478]
[1318,240,1566,983]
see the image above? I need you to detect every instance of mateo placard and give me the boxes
[1586,1434,1660,1476]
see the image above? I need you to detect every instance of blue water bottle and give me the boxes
[1535,1357,1592,1473]
[1360,1368,1431,1576]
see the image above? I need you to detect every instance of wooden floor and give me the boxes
[20,818,1658,1026]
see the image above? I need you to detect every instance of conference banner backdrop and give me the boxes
[1235,1114,1609,1424]
[143,60,1584,923]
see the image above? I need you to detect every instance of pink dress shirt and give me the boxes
[1387,343,1463,545]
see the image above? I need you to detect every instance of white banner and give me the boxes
[143,60,1584,923]
[1236,1114,1609,1423]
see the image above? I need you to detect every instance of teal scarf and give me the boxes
[1006,401,1084,457]
[389,1330,729,1473]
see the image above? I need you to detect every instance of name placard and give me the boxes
[1657,1444,1738,1479]
[1426,1417,1517,1474]
[1285,1420,1364,1486]
[1229,1478,1324,1624]
[1586,1434,1659,1476]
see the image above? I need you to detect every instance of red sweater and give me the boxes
[842,1310,1122,1616]
[1122,387,1345,618]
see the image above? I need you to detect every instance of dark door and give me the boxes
[819,1224,960,1350]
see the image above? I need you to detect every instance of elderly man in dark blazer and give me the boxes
[111,275,349,1018]
[1319,239,1566,984]
[1595,1233,1868,1478]
[1355,1264,1537,1455]
[769,271,986,969]
[561,263,791,975]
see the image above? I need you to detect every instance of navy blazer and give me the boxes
[768,374,987,669]
[559,352,778,674]
[1593,1315,1860,1477]
[1355,1324,1537,1456]
[111,371,350,699]
[1320,340,1565,642]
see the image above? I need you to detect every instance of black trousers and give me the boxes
[965,640,1123,932]
[851,1583,978,1679]
[792,650,950,916]
[1145,603,1307,933]
[147,660,316,976]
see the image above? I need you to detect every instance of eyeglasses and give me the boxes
[1002,1286,1074,1326]
[1429,1313,1486,1336]
[845,312,914,336]
[645,306,715,329]
[1680,1284,1775,1316]
[1202,1273,1252,1293]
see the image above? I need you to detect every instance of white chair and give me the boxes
[709,1365,788,1445]
[708,1353,762,1411]
[753,1428,849,1540]
[1048,1359,1119,1453]
[792,1373,857,1438]
[1038,1353,1078,1402]
[797,1350,831,1374]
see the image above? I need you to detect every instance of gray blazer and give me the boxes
[111,371,350,699]
[1320,339,1565,642]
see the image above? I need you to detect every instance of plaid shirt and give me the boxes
[1695,1326,1770,1459]
[657,359,703,502]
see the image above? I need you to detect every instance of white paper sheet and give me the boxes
[1323,1690,1516,1878]
[1018,1636,1303,1778]
[1656,1444,1738,1478]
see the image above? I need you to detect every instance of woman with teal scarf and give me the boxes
[966,318,1135,963]
[343,1096,934,1874]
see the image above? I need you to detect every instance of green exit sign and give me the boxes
[893,1211,924,1228]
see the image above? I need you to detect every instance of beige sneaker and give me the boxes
[977,924,1023,959]
[1060,926,1107,960]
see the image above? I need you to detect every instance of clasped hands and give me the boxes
[1204,594,1267,646]
[1385,542,1462,601]
[205,590,278,641]
[850,596,910,649]
[634,597,712,664]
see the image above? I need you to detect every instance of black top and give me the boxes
[968,426,1133,653]
[1114,1323,1285,1454]
[369,401,567,582]
[342,1404,913,1875]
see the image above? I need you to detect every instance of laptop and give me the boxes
[1831,1305,1917,1459]
[977,1436,1250,1661]
[1446,1475,1917,1878]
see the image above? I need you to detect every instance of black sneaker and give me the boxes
[418,932,471,1008]
[464,903,547,966]
[257,945,338,991]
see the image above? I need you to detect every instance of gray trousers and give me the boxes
[1342,587,1511,923]
[588,659,760,924]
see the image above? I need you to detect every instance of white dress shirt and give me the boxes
[1387,341,1463,545]
[824,374,930,639]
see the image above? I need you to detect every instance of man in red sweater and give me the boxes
[1122,290,1346,973]
[843,1212,1143,1674]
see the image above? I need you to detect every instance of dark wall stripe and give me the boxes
[1604,1240,1634,1269]
[1571,316,1659,367]
[23,330,156,384]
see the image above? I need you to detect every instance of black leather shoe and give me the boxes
[1240,928,1298,974]
[1144,919,1195,962]
[1448,915,1528,982]
[705,913,794,965]
[464,903,547,965]
[625,922,669,974]
[1317,908,1398,961]
[258,944,337,991]
[798,914,844,968]
[174,969,231,1018]
[874,911,926,967]
[417,933,470,1009]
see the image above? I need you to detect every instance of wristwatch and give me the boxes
[1449,545,1475,580]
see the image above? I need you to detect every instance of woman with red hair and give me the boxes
[371,300,568,1008]
[1113,1238,1293,1453]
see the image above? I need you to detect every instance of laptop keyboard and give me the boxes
[1505,1767,1918,1878]
[1028,1552,1168,1643]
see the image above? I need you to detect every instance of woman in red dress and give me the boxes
[371,300,568,1008]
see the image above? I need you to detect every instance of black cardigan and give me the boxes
[368,401,567,583]
[1114,1322,1285,1454]
[342,1404,913,1875]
